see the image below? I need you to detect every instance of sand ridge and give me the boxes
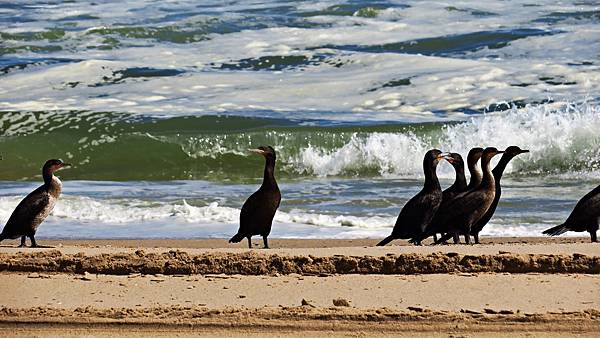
[1,306,599,336]
[0,248,598,275]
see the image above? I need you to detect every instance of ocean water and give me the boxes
[0,0,599,239]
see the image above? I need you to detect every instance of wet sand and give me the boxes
[0,237,598,336]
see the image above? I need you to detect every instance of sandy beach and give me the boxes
[0,237,598,336]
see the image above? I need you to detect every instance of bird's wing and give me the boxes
[2,186,49,236]
[436,190,487,225]
[566,185,600,224]
[238,190,262,232]
[395,192,441,233]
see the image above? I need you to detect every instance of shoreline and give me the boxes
[5,236,591,249]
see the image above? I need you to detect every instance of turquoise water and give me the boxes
[0,1,599,239]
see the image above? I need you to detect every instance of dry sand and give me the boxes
[0,238,599,336]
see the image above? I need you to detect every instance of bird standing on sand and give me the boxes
[229,146,281,249]
[543,185,600,243]
[0,159,70,247]
[431,153,466,243]
[377,149,452,246]
[430,147,504,244]
[470,146,529,243]
[422,147,483,245]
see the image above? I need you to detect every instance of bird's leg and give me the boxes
[590,231,597,243]
[474,233,480,244]
[29,236,38,248]
[247,237,252,249]
[19,236,27,247]
[434,233,453,245]
[263,236,269,249]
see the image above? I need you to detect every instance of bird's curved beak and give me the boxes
[248,148,266,156]
[438,152,453,162]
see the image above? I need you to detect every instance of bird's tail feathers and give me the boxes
[229,233,245,243]
[376,236,394,246]
[542,224,569,237]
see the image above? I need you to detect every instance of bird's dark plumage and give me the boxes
[429,147,504,244]
[417,148,483,245]
[465,147,484,191]
[229,146,281,249]
[543,184,600,242]
[442,153,468,202]
[429,153,467,243]
[470,146,529,243]
[0,159,70,248]
[377,149,451,246]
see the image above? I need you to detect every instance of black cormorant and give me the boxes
[0,159,70,247]
[543,185,600,242]
[419,148,482,245]
[229,146,281,249]
[431,153,466,243]
[430,147,504,244]
[377,149,451,246]
[470,146,529,243]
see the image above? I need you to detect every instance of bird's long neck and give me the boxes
[452,164,467,190]
[423,160,440,192]
[492,154,514,186]
[479,156,495,190]
[43,169,54,187]
[467,160,482,188]
[261,156,278,190]
[43,169,62,196]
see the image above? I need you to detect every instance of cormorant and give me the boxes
[0,159,70,247]
[470,146,529,243]
[431,153,466,243]
[429,147,504,244]
[420,148,482,245]
[543,185,600,243]
[229,146,281,249]
[377,149,452,246]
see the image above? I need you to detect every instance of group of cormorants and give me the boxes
[377,147,528,246]
[0,146,598,248]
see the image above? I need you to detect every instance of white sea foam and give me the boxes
[292,101,600,178]
[0,196,393,229]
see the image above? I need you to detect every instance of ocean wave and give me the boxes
[0,101,599,180]
[292,101,600,177]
